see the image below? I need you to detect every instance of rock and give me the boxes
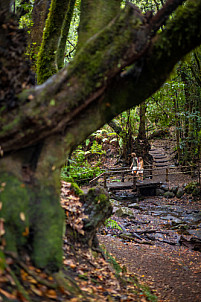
[79,186,112,247]
[128,203,140,209]
[161,184,169,191]
[188,229,201,240]
[161,214,183,225]
[156,188,165,196]
[192,187,201,196]
[176,187,184,198]
[109,199,121,206]
[164,191,175,198]
[179,235,201,252]
[171,186,179,194]
[115,207,134,217]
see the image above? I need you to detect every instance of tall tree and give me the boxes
[1,0,201,273]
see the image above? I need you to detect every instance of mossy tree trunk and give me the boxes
[29,0,51,69]
[0,137,66,271]
[1,0,201,272]
[37,0,72,84]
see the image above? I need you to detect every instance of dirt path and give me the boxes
[98,235,201,302]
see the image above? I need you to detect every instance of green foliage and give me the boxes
[105,218,122,230]
[121,0,162,13]
[185,181,200,194]
[17,0,34,30]
[103,249,122,275]
[61,137,106,184]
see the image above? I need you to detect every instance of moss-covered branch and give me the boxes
[1,0,201,154]
[77,0,121,50]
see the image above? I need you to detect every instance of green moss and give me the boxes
[0,173,30,253]
[95,193,107,204]
[67,5,143,102]
[31,185,64,271]
[36,0,71,84]
[0,169,64,271]
[185,181,199,194]
[71,182,84,196]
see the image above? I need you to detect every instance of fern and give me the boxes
[105,218,122,230]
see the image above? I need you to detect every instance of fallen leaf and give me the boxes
[22,227,29,236]
[0,288,16,299]
[45,289,57,299]
[30,285,43,296]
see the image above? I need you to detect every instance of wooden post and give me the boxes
[121,172,124,182]
[166,168,169,182]
[104,173,107,188]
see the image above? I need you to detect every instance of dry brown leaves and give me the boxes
[60,181,88,235]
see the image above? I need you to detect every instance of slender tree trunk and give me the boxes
[37,0,71,84]
[137,102,146,140]
[57,0,76,69]
[29,0,51,69]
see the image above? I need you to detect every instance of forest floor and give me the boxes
[1,137,201,302]
[97,137,201,302]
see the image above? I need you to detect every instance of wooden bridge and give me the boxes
[89,166,162,195]
[89,162,200,195]
[85,143,201,195]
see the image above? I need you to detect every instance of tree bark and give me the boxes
[37,0,71,83]
[29,0,51,69]
[0,136,65,270]
[77,0,121,50]
[137,102,147,140]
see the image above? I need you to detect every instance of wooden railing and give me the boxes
[89,163,201,188]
